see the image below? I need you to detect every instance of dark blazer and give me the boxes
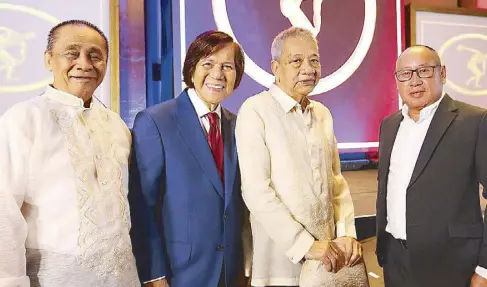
[128,90,246,287]
[376,94,487,287]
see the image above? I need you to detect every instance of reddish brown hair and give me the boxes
[183,30,245,89]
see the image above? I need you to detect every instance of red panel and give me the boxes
[477,0,487,8]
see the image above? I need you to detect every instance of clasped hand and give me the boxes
[305,237,363,273]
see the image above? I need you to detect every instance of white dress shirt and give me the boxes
[188,88,222,134]
[236,84,356,286]
[0,86,140,286]
[386,94,487,278]
[386,95,444,239]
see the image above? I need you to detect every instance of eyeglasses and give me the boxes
[394,65,442,82]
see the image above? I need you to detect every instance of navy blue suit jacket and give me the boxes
[129,90,245,287]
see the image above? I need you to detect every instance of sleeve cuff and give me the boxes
[336,222,357,239]
[285,230,315,264]
[143,276,165,284]
[476,266,487,279]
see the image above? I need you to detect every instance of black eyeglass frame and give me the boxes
[394,65,443,82]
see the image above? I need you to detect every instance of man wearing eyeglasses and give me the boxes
[376,45,487,287]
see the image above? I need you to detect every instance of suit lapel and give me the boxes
[175,90,224,198]
[380,112,403,186]
[222,108,237,208]
[407,95,458,189]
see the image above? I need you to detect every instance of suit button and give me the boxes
[224,213,229,220]
[216,245,224,251]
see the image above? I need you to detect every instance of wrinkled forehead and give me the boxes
[53,26,107,54]
[396,48,440,70]
[282,36,319,56]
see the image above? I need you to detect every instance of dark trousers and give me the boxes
[383,233,418,287]
[383,232,473,287]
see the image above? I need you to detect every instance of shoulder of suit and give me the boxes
[452,99,486,117]
[144,97,177,117]
[132,98,177,129]
[382,110,402,122]
[222,107,237,121]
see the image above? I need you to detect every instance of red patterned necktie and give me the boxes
[207,112,224,181]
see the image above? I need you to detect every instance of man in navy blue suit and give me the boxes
[128,31,250,287]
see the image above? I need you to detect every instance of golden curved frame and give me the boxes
[110,0,120,113]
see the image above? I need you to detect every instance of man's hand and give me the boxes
[471,273,487,287]
[305,240,340,272]
[144,279,169,287]
[333,236,363,267]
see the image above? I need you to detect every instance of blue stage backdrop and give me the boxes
[119,0,147,127]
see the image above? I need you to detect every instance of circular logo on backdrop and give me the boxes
[439,33,487,96]
[211,0,377,96]
[0,4,59,93]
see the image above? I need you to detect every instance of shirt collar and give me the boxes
[187,88,222,119]
[269,84,313,113]
[44,85,94,108]
[401,92,445,123]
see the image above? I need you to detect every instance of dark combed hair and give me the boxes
[46,19,109,58]
[182,30,245,90]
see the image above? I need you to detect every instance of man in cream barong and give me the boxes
[0,20,139,286]
[235,27,368,287]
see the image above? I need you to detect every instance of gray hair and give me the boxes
[271,27,318,61]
